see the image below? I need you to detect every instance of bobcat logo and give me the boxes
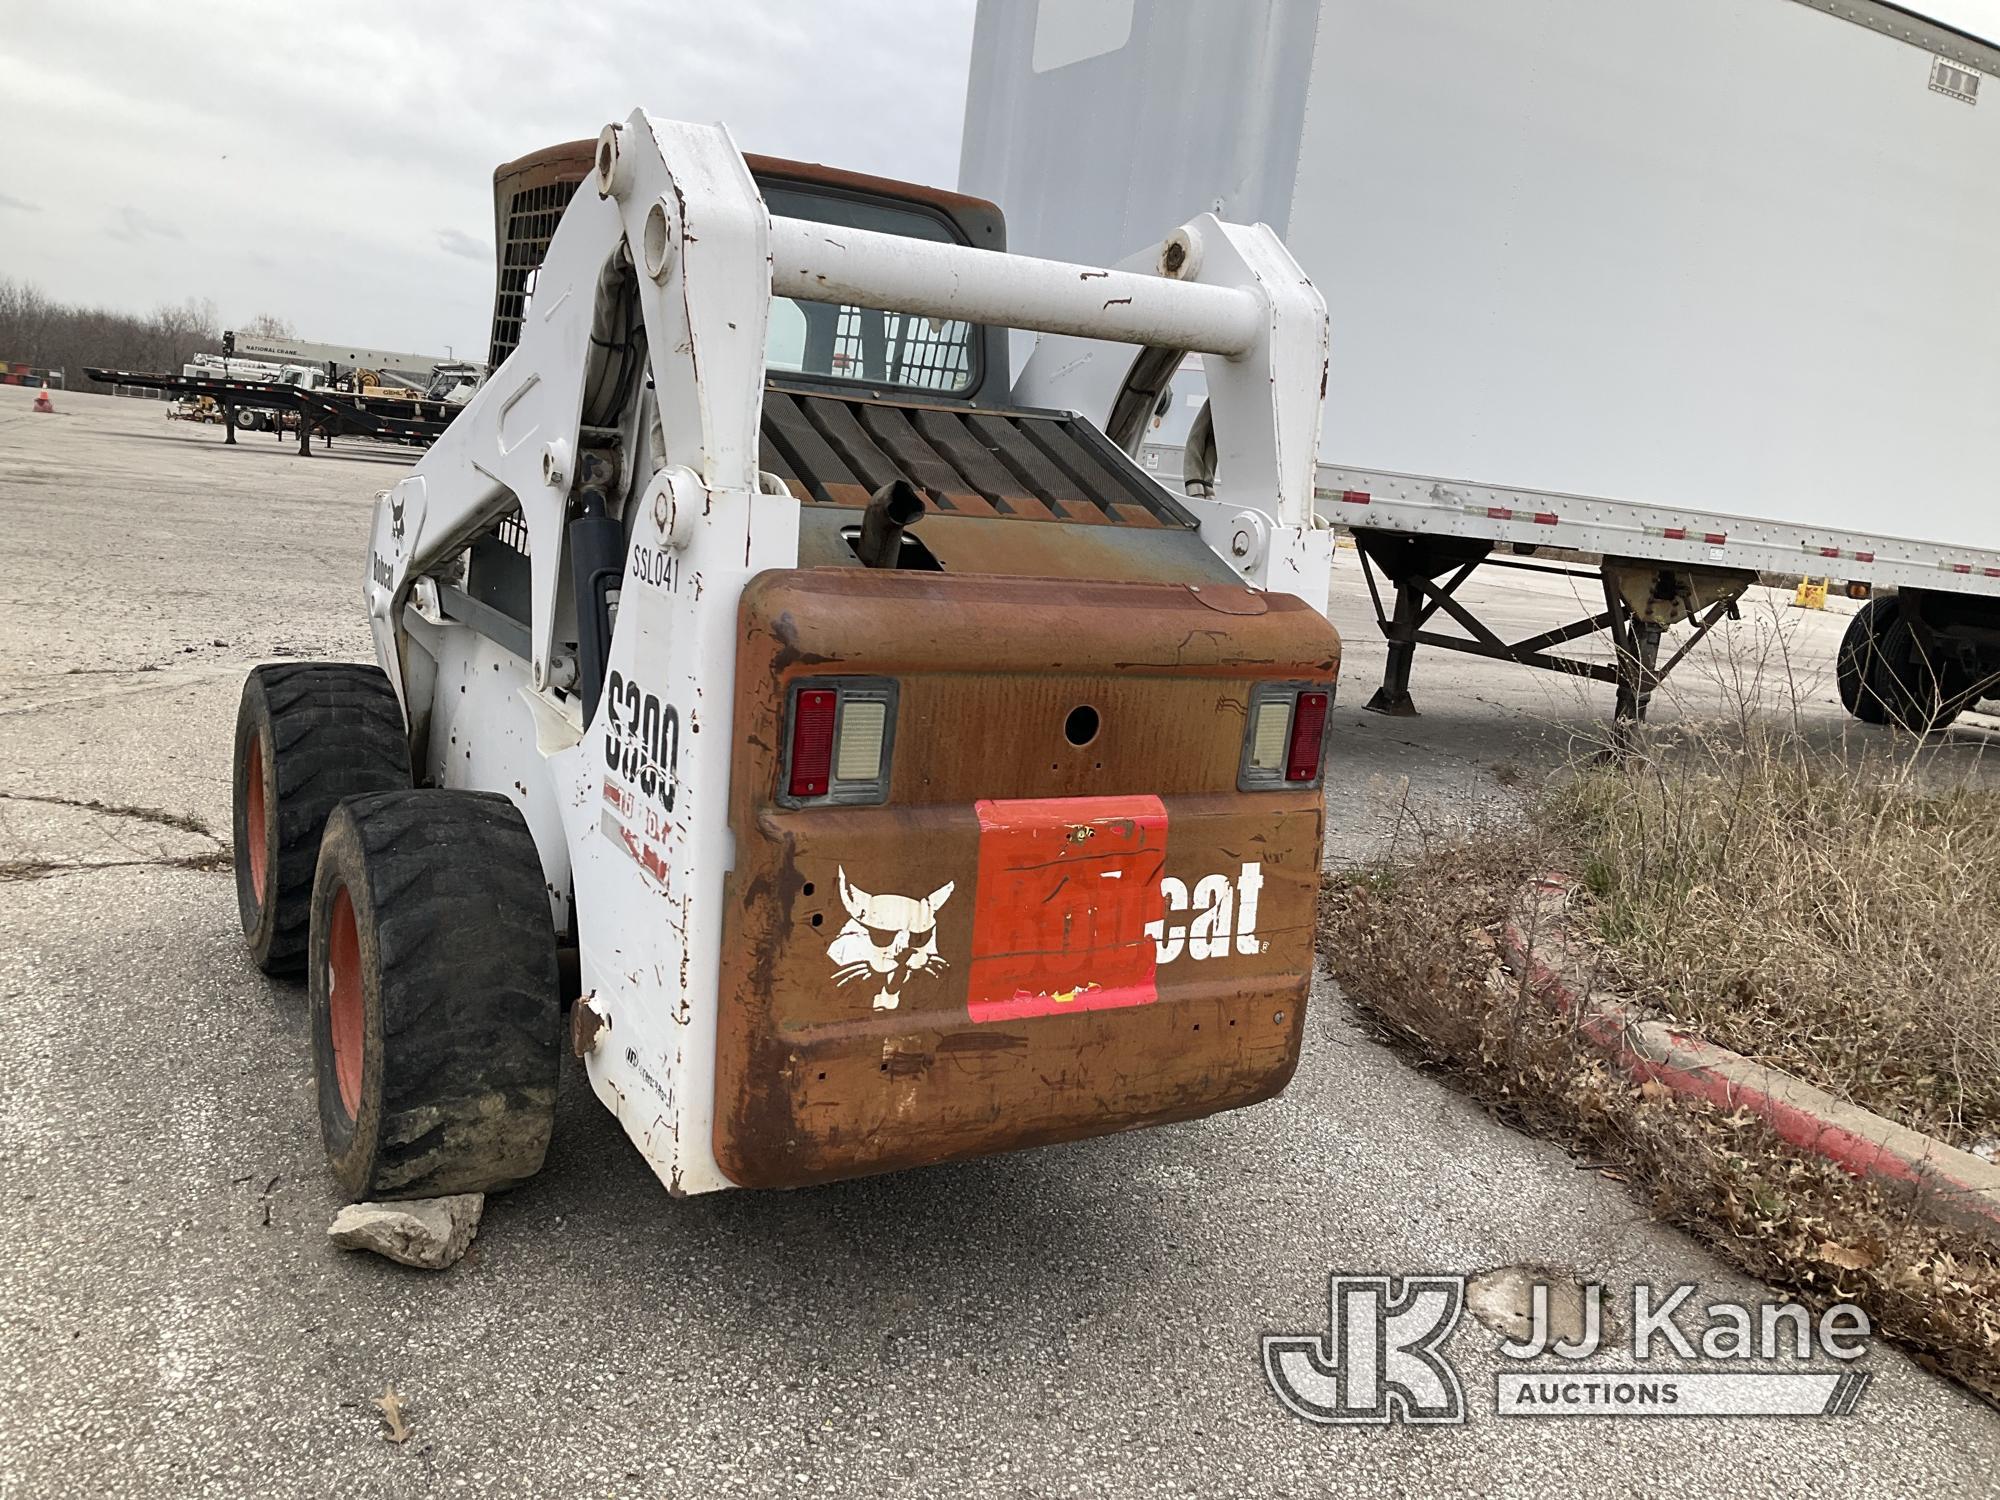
[826,867,954,1012]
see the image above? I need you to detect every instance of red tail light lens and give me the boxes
[1285,691,1328,782]
[787,689,837,798]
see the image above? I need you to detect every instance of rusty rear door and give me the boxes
[713,567,1339,1188]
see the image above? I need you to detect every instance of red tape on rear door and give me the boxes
[965,796,1168,1024]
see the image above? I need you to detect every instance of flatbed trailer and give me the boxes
[962,0,2000,729]
[85,368,455,454]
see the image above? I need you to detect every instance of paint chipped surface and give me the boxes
[709,567,1337,1188]
[965,796,1167,1024]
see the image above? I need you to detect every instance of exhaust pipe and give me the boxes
[855,479,925,569]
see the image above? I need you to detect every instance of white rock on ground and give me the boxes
[327,1195,484,1270]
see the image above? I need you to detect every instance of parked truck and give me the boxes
[229,113,1340,1200]
[962,0,2000,730]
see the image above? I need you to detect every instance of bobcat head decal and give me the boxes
[826,867,954,1012]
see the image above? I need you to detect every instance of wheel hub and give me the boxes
[326,884,364,1119]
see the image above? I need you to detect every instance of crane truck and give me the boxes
[229,113,1340,1200]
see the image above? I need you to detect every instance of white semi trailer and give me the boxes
[961,0,2000,729]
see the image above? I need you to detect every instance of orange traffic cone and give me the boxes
[32,386,54,414]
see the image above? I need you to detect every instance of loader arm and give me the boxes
[365,112,1330,723]
[365,119,773,702]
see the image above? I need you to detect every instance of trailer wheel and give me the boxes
[1835,596,1895,725]
[233,663,411,975]
[234,407,261,432]
[1870,616,1968,733]
[308,790,561,1200]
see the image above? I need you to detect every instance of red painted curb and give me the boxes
[1502,880,2000,1243]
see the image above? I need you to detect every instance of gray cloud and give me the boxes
[106,205,183,243]
[1,1,977,351]
[0,192,41,214]
[436,227,487,262]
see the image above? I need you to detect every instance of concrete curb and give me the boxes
[1502,878,2000,1244]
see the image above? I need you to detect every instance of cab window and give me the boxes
[760,183,979,396]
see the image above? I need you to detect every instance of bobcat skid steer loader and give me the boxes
[230,112,1340,1200]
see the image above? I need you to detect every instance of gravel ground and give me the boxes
[2,388,1995,1497]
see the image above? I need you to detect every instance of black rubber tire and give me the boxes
[234,407,260,432]
[1870,616,1968,733]
[1835,596,1895,725]
[233,663,411,976]
[308,789,561,1201]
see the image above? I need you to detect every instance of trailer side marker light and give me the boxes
[1704,533,1727,545]
[1340,490,1371,505]
[1533,512,1559,526]
[1285,692,1329,783]
[788,689,837,798]
[1952,563,1973,575]
[1663,527,1687,540]
[1487,506,1513,520]
[1820,548,1841,558]
[1986,569,2000,579]
[1854,552,1874,564]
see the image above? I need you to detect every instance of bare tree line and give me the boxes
[0,279,292,384]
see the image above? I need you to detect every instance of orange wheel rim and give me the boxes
[244,732,269,904]
[327,885,364,1119]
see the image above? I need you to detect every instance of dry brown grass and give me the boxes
[1541,724,2000,1147]
[1318,841,2000,1404]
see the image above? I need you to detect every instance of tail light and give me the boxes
[1240,682,1333,790]
[1286,691,1329,782]
[787,689,837,798]
[782,678,897,806]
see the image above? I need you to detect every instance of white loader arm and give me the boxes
[365,116,773,706]
[1011,222,1333,597]
[363,109,1331,716]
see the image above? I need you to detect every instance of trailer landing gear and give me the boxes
[295,417,334,457]
[1352,530,1751,731]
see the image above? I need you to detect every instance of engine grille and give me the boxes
[759,388,1189,528]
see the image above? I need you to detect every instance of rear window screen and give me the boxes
[762,183,978,396]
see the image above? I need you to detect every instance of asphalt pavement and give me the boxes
[2,389,1995,1498]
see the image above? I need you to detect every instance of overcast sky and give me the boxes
[1,0,1994,361]
[0,0,977,358]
